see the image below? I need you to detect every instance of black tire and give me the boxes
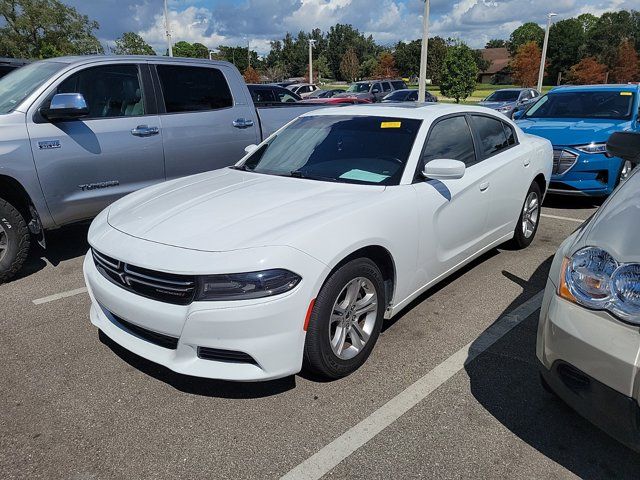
[303,258,385,380]
[539,373,558,399]
[510,181,542,250]
[0,198,30,283]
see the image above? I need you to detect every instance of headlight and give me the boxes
[575,142,607,154]
[196,269,301,301]
[558,247,640,324]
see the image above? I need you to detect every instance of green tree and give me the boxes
[440,43,478,103]
[472,49,490,72]
[394,39,420,77]
[314,54,332,81]
[359,56,378,78]
[113,32,155,55]
[0,0,103,58]
[485,39,506,48]
[508,22,544,56]
[546,18,585,85]
[172,41,195,58]
[217,45,260,72]
[340,48,360,82]
[192,42,209,59]
[327,24,380,80]
[585,11,637,68]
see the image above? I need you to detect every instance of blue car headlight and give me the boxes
[196,269,301,301]
[558,247,640,324]
[575,142,608,154]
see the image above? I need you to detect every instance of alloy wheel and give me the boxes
[0,223,7,262]
[329,277,378,360]
[521,191,540,239]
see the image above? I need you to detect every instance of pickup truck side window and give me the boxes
[56,64,144,118]
[157,65,233,113]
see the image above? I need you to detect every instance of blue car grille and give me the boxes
[553,149,578,175]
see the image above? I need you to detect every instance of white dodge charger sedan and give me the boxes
[84,104,552,381]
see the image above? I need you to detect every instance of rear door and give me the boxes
[154,63,260,179]
[26,62,165,226]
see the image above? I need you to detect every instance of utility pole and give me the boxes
[164,0,173,57]
[417,0,430,103]
[308,39,316,83]
[537,12,557,92]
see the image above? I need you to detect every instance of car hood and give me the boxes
[572,168,640,262]
[478,101,514,109]
[107,168,385,252]
[516,118,632,146]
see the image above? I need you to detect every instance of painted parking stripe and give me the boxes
[541,213,585,224]
[281,290,545,480]
[32,287,87,305]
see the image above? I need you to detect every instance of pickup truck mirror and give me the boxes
[422,159,466,180]
[244,144,259,154]
[42,93,89,121]
[372,88,380,94]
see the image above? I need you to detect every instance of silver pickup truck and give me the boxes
[0,56,326,282]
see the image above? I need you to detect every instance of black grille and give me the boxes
[552,149,578,175]
[197,346,258,365]
[92,249,196,305]
[111,313,179,349]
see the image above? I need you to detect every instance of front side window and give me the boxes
[423,116,476,167]
[471,115,509,157]
[242,115,422,185]
[0,61,65,114]
[55,64,144,118]
[157,65,232,113]
[347,83,371,93]
[525,91,635,120]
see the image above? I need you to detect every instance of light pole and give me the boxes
[308,39,316,84]
[209,50,216,60]
[537,12,557,92]
[164,0,173,57]
[418,0,430,103]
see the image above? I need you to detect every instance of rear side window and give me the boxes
[156,65,232,113]
[471,115,509,157]
[382,82,392,92]
[503,122,517,146]
[56,64,144,118]
[251,88,276,104]
[391,81,406,90]
[423,116,476,167]
[276,89,299,103]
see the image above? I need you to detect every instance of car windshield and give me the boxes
[485,90,520,102]
[347,83,371,93]
[525,91,635,119]
[0,61,65,114]
[241,115,422,185]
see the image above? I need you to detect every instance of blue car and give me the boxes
[516,84,640,196]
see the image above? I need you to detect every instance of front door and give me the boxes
[26,63,165,226]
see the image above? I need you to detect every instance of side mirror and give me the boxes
[244,144,259,154]
[372,88,380,94]
[422,159,466,180]
[41,93,89,121]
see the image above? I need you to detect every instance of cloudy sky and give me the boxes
[65,0,636,54]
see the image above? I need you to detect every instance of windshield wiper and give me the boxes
[289,170,341,182]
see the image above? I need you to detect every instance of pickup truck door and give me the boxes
[153,63,260,179]
[26,62,165,226]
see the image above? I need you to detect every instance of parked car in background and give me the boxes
[247,83,301,105]
[0,57,29,79]
[479,88,539,118]
[307,88,346,99]
[0,56,327,282]
[382,89,437,103]
[516,84,640,196]
[287,83,319,98]
[84,103,551,381]
[298,97,371,105]
[537,130,640,452]
[336,79,408,103]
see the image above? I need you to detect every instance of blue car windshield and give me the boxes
[525,91,635,120]
[241,115,422,185]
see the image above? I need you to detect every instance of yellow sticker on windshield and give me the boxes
[620,91,632,96]
[381,121,402,128]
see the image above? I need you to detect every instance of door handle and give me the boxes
[131,125,159,137]
[523,158,531,167]
[233,118,255,129]
[480,182,490,192]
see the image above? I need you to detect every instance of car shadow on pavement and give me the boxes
[465,258,640,478]
[98,330,296,399]
[543,193,604,210]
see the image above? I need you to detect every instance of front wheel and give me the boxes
[0,198,31,283]
[510,182,541,250]
[303,258,385,379]
[616,159,635,188]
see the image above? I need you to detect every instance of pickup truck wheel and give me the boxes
[510,181,541,250]
[0,198,30,283]
[303,258,385,380]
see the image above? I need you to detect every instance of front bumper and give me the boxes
[537,274,640,450]
[83,227,328,381]
[549,150,623,196]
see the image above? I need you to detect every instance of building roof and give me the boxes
[478,47,510,74]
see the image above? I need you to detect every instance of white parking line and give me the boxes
[541,213,585,224]
[281,290,545,480]
[32,287,87,305]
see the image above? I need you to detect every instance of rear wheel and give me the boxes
[303,258,385,379]
[510,182,541,249]
[0,198,30,283]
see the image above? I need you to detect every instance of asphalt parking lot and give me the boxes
[2,195,639,479]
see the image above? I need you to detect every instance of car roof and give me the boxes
[37,55,236,69]
[549,84,640,93]
[300,103,511,121]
